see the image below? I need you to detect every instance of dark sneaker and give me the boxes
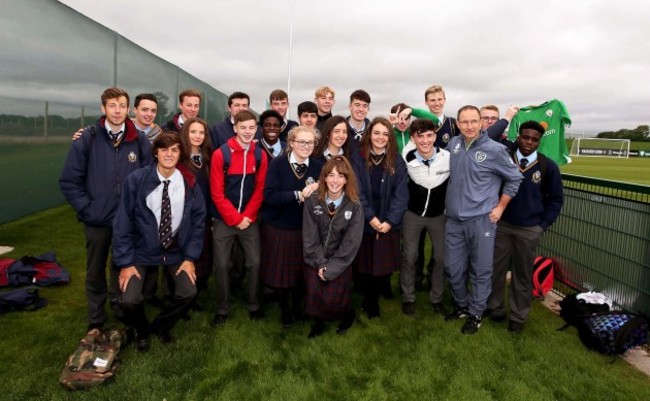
[308,320,325,338]
[461,315,482,334]
[210,314,229,327]
[249,310,267,321]
[402,301,416,316]
[431,302,448,316]
[445,307,469,322]
[508,320,524,333]
[483,309,506,322]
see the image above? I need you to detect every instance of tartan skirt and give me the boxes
[355,230,401,276]
[304,266,353,320]
[261,224,306,289]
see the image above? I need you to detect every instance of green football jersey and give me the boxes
[507,99,572,165]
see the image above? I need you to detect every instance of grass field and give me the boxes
[560,156,650,185]
[0,206,648,401]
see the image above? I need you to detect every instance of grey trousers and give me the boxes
[487,221,544,323]
[400,211,446,303]
[84,225,120,326]
[212,219,262,315]
[444,214,496,317]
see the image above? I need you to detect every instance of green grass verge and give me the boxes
[561,156,650,185]
[0,205,648,400]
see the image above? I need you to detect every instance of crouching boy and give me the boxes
[112,132,206,351]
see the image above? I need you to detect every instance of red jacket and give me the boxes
[210,137,267,226]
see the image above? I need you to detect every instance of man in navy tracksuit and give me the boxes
[112,132,205,350]
[486,121,564,332]
[59,87,152,332]
[444,105,522,335]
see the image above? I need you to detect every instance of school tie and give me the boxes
[327,202,336,213]
[159,180,172,249]
[191,154,202,165]
[293,163,306,176]
[268,147,275,155]
[520,158,529,169]
[422,159,431,167]
[109,131,121,144]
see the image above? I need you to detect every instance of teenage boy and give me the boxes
[480,104,520,140]
[133,93,162,142]
[113,132,205,350]
[269,89,299,142]
[165,89,201,132]
[210,91,262,148]
[210,110,268,325]
[314,86,335,133]
[258,109,287,160]
[444,105,522,335]
[486,121,563,332]
[60,87,153,332]
[346,89,371,143]
[400,119,450,317]
[424,85,457,149]
[297,101,319,132]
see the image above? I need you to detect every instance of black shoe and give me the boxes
[366,305,380,320]
[336,310,356,335]
[431,302,448,316]
[156,331,173,344]
[135,332,150,352]
[249,310,267,320]
[402,301,416,316]
[445,307,469,322]
[484,309,506,322]
[308,320,325,338]
[461,315,482,335]
[211,314,229,327]
[508,320,524,333]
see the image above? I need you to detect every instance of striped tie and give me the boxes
[159,180,172,249]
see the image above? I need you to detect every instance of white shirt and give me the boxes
[104,121,125,142]
[146,168,185,235]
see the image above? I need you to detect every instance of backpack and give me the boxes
[0,286,47,314]
[558,292,611,329]
[0,253,71,287]
[576,312,649,356]
[532,256,555,299]
[219,142,263,174]
[59,328,126,390]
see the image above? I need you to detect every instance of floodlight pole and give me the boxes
[287,0,295,119]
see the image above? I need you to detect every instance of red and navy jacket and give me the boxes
[112,163,206,269]
[59,117,153,228]
[210,137,268,227]
[163,113,183,133]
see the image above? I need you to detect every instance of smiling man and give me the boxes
[113,132,205,350]
[443,105,522,335]
[133,94,162,142]
[486,121,563,333]
[346,89,371,143]
[210,110,268,326]
[165,89,201,133]
[424,85,457,149]
[314,86,336,133]
[269,89,298,142]
[59,87,153,333]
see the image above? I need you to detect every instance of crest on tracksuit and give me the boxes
[475,151,487,163]
[128,151,137,163]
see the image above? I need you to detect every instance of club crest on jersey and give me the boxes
[475,151,487,163]
[344,211,352,220]
[532,171,542,184]
[128,151,137,163]
[452,143,461,154]
[442,133,450,143]
[313,205,323,215]
[546,109,553,118]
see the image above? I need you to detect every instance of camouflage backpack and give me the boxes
[59,328,126,390]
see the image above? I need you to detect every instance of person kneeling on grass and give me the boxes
[302,156,364,338]
[112,132,206,351]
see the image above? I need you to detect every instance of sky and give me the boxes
[58,0,649,134]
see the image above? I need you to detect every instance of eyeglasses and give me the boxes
[292,140,317,148]
[480,116,498,122]
[458,120,481,126]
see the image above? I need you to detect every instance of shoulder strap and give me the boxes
[254,143,262,170]
[220,143,231,174]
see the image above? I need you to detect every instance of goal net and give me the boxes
[569,138,631,158]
